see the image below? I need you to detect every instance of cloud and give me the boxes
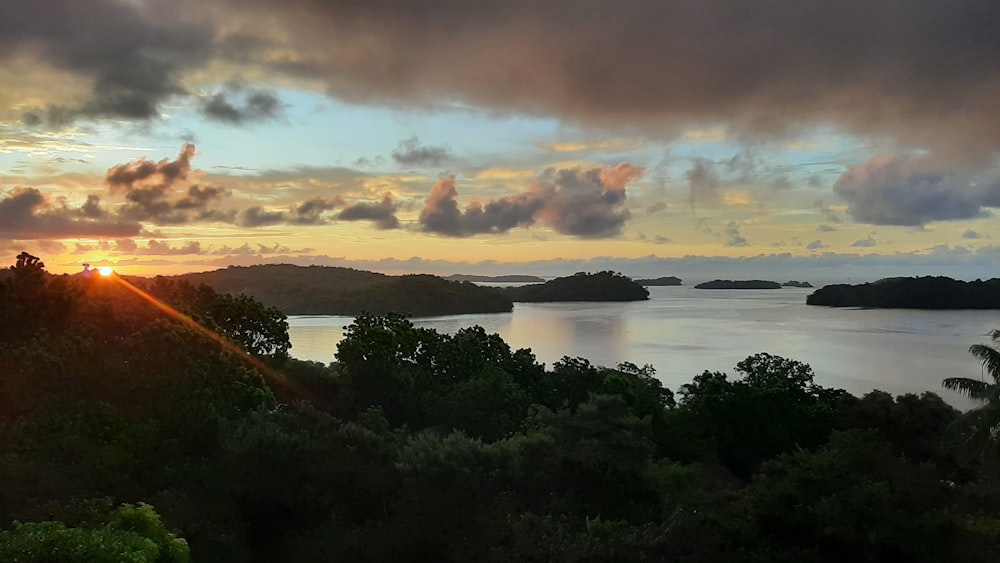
[419,175,542,237]
[104,144,235,225]
[181,0,1000,158]
[6,0,211,126]
[834,154,1000,226]
[419,163,644,238]
[817,224,837,233]
[963,229,982,239]
[806,240,824,250]
[238,206,286,227]
[685,158,720,207]
[852,236,877,248]
[724,221,748,247]
[0,187,142,239]
[337,195,400,229]
[200,83,284,124]
[290,196,343,225]
[391,137,452,166]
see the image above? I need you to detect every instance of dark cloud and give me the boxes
[200,85,284,124]
[852,236,877,248]
[194,0,1000,157]
[685,158,720,207]
[105,145,233,225]
[3,0,212,126]
[238,206,286,227]
[806,240,824,250]
[337,195,400,229]
[419,163,643,238]
[724,221,748,247]
[143,240,203,255]
[963,229,982,239]
[833,155,1000,226]
[0,187,142,239]
[817,224,837,233]
[391,137,452,166]
[212,243,295,256]
[289,197,343,225]
[420,175,542,237]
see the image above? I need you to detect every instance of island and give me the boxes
[694,279,782,289]
[782,280,813,288]
[501,271,649,302]
[806,276,1000,309]
[636,276,682,286]
[172,264,513,316]
[445,274,545,283]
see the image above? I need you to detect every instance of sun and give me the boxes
[97,266,113,277]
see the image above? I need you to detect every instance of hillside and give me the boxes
[636,276,682,286]
[446,274,544,283]
[502,271,649,302]
[172,264,513,316]
[807,276,1000,309]
[695,279,782,289]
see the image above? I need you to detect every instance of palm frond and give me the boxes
[943,377,991,400]
[969,342,1000,381]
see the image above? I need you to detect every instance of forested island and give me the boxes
[501,271,649,302]
[174,264,513,316]
[783,280,814,288]
[636,276,682,286]
[3,254,1000,560]
[695,279,782,289]
[807,276,1000,309]
[445,274,544,283]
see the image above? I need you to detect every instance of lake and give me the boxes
[287,286,999,409]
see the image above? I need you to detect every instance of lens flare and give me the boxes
[98,266,113,277]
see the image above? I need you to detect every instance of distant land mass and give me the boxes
[502,271,649,302]
[172,264,513,316]
[445,274,545,283]
[636,276,682,286]
[782,280,814,288]
[807,276,1000,309]
[695,279,782,289]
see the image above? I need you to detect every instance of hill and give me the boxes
[695,279,782,289]
[173,264,513,316]
[502,271,649,302]
[782,280,813,288]
[807,276,1000,309]
[636,276,682,286]
[446,274,544,283]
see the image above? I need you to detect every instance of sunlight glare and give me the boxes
[98,266,113,277]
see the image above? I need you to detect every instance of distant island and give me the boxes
[636,276,682,286]
[445,274,545,283]
[695,279,782,289]
[169,265,649,316]
[501,271,649,302]
[807,276,1000,309]
[782,280,814,288]
[173,265,513,316]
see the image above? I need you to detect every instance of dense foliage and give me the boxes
[503,271,650,302]
[445,274,544,283]
[636,276,682,286]
[176,264,514,316]
[2,256,1000,561]
[808,276,1000,308]
[694,279,782,289]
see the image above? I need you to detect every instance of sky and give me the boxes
[2,0,999,281]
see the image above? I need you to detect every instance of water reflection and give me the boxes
[286,287,996,409]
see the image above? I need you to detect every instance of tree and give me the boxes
[942,330,1000,464]
[943,330,1000,401]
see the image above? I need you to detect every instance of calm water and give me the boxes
[287,287,999,409]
